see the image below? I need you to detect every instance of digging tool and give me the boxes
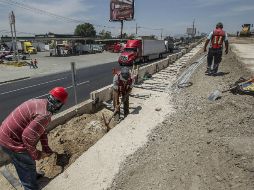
[102,99,123,131]
[208,87,235,101]
[208,77,254,101]
[0,166,22,190]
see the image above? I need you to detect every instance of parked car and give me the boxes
[5,54,29,61]
[92,44,105,53]
[0,51,11,60]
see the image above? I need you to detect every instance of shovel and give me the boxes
[208,77,254,101]
[102,100,122,131]
[208,88,232,101]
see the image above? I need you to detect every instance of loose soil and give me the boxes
[109,45,254,189]
[37,108,116,179]
[0,108,116,190]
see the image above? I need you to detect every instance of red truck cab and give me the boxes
[118,40,141,66]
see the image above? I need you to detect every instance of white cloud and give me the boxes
[0,0,95,35]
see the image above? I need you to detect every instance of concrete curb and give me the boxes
[0,77,30,85]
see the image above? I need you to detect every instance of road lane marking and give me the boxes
[0,77,67,96]
[34,80,90,99]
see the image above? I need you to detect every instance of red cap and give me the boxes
[49,87,68,104]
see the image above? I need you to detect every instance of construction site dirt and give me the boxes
[37,108,116,179]
[109,44,254,189]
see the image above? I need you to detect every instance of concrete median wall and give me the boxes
[47,40,204,132]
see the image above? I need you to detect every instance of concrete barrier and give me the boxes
[48,99,94,131]
[47,40,203,132]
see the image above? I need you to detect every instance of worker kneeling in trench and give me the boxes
[0,87,68,190]
[113,67,133,122]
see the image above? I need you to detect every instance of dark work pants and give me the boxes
[1,146,38,190]
[207,48,222,73]
[113,91,129,118]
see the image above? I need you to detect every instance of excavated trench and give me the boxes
[37,108,116,179]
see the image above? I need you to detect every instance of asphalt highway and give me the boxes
[0,61,120,123]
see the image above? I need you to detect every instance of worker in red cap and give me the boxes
[0,87,68,190]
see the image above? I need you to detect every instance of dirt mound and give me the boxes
[109,50,254,189]
[37,108,116,179]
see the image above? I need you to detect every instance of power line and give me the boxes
[0,0,117,29]
[0,29,36,35]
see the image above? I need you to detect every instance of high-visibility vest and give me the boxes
[211,28,225,49]
[117,73,132,96]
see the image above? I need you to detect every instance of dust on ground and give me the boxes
[109,46,254,189]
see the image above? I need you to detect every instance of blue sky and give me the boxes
[0,0,254,38]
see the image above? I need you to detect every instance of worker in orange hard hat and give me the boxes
[0,87,68,190]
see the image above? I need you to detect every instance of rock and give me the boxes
[207,127,214,133]
[215,175,223,182]
[155,107,162,111]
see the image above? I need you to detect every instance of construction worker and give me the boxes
[113,67,133,121]
[0,87,68,190]
[33,58,38,69]
[204,22,229,76]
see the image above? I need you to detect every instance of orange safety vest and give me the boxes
[117,73,132,96]
[211,28,225,49]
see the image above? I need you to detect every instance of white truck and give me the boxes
[118,39,166,66]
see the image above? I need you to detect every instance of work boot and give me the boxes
[205,67,211,74]
[211,69,218,76]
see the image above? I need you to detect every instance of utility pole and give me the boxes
[192,18,195,38]
[9,11,19,62]
[136,23,138,35]
[9,13,14,54]
[135,23,141,37]
[120,20,124,39]
[160,28,163,40]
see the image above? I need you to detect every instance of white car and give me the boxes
[5,54,29,61]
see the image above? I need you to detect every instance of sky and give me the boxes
[0,0,254,38]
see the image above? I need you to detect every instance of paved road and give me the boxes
[0,50,175,123]
[0,61,120,123]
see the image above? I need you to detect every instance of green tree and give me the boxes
[99,30,112,39]
[74,23,96,37]
[117,33,135,39]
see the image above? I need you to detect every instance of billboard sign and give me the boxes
[110,0,134,21]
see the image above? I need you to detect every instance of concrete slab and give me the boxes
[231,43,254,73]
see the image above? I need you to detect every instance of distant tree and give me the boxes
[74,23,96,37]
[47,32,55,35]
[99,30,112,39]
[117,33,136,39]
[127,33,136,39]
